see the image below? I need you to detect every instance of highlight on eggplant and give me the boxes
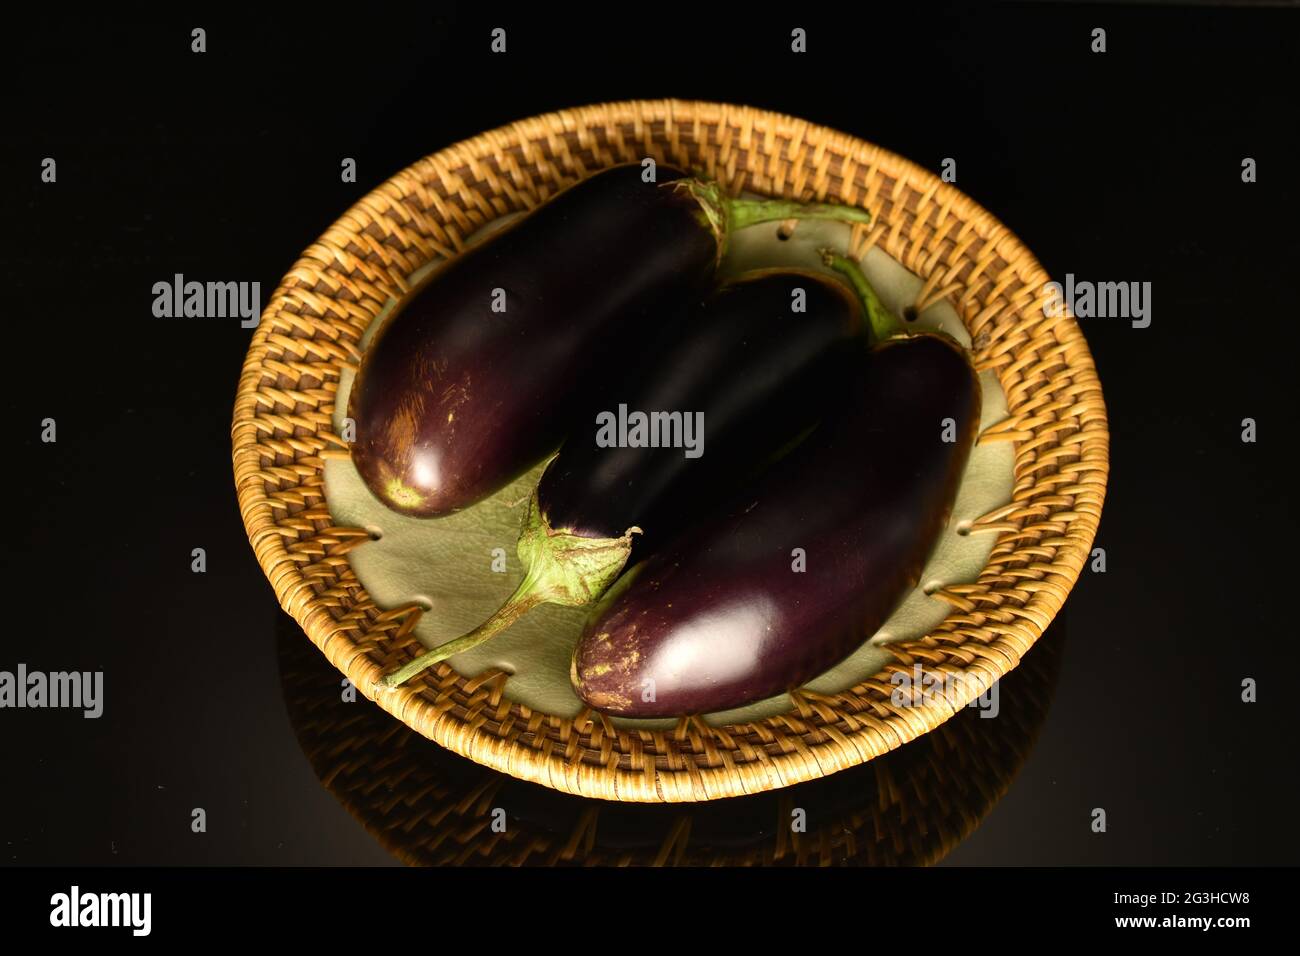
[378,269,868,689]
[348,163,873,520]
[570,253,982,718]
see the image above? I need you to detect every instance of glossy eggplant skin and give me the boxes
[572,334,981,718]
[537,270,864,548]
[348,163,713,517]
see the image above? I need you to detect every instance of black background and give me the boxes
[2,2,1297,868]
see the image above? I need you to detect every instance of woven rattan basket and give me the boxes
[233,99,1108,803]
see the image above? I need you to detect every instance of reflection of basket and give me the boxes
[233,100,1108,803]
[278,613,1062,866]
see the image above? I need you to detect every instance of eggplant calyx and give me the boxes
[516,490,642,606]
[377,492,639,691]
[674,179,873,267]
[672,179,730,266]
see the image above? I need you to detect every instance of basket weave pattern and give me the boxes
[233,100,1108,802]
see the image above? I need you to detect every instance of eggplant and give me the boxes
[571,253,982,717]
[539,269,865,547]
[348,163,872,518]
[380,269,867,688]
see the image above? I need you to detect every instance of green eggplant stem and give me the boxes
[724,196,873,232]
[676,179,872,262]
[821,250,906,344]
[377,490,639,691]
[378,578,547,689]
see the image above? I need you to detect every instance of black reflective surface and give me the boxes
[2,6,1297,865]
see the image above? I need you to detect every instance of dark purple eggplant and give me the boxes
[379,269,867,688]
[540,269,866,547]
[349,163,873,518]
[571,253,982,717]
